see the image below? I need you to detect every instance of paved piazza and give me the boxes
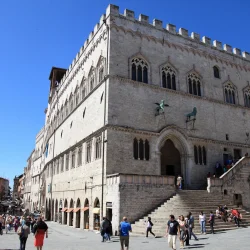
[0,222,248,250]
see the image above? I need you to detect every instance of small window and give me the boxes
[61,130,63,138]
[133,138,138,160]
[100,92,104,104]
[70,121,73,128]
[213,66,220,78]
[224,148,227,152]
[139,139,144,160]
[226,134,229,141]
[83,108,86,118]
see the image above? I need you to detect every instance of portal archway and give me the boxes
[161,139,181,177]
[156,127,191,188]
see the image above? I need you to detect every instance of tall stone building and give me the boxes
[23,4,250,232]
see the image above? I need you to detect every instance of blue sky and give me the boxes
[1,0,250,187]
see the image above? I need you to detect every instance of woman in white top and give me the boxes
[199,211,206,234]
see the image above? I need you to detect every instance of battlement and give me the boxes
[54,4,250,102]
[107,4,250,61]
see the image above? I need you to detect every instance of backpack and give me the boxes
[149,220,154,227]
[17,226,24,237]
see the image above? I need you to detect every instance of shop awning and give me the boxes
[93,207,100,214]
[82,207,89,212]
[73,208,80,213]
[61,208,68,212]
[67,208,74,213]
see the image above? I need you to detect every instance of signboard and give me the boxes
[106,202,112,208]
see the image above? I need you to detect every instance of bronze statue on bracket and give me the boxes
[186,107,197,129]
[155,99,169,116]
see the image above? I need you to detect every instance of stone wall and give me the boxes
[106,174,175,233]
[210,157,250,209]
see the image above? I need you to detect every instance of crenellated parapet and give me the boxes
[107,4,250,61]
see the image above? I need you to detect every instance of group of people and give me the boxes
[216,205,242,227]
[0,214,48,250]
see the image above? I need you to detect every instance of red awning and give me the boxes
[67,208,74,213]
[82,207,89,212]
[61,208,68,212]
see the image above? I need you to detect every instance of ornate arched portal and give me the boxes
[156,127,192,189]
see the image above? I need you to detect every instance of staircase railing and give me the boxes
[209,156,246,192]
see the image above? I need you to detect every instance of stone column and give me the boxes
[80,210,84,229]
[155,151,162,175]
[73,209,76,228]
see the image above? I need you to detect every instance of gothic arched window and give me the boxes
[162,65,176,90]
[88,67,95,92]
[145,139,150,161]
[198,146,202,165]
[71,151,75,169]
[78,147,82,167]
[213,66,220,78]
[133,138,138,160]
[244,87,250,108]
[188,72,202,96]
[194,146,198,164]
[224,82,236,104]
[139,139,144,160]
[75,87,79,106]
[202,146,207,165]
[131,57,148,84]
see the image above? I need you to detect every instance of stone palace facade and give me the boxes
[23,4,250,233]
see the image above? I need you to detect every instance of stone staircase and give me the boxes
[131,190,250,236]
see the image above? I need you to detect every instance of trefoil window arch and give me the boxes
[131,57,148,84]
[244,87,250,108]
[188,72,201,96]
[224,82,236,104]
[162,65,176,90]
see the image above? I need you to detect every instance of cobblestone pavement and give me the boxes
[0,222,248,250]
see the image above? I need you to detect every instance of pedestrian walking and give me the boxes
[17,220,30,250]
[100,217,111,242]
[14,216,20,233]
[166,215,180,250]
[5,216,12,234]
[33,217,48,250]
[176,175,182,189]
[178,215,188,249]
[0,219,3,236]
[146,217,156,238]
[231,209,240,227]
[199,211,206,234]
[187,212,198,240]
[208,211,215,234]
[31,217,36,233]
[119,217,132,250]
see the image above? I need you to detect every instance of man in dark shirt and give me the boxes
[166,215,180,250]
[208,211,215,234]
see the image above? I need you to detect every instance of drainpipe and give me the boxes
[101,19,109,220]
[50,89,59,220]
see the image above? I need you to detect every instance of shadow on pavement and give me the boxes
[186,243,208,249]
